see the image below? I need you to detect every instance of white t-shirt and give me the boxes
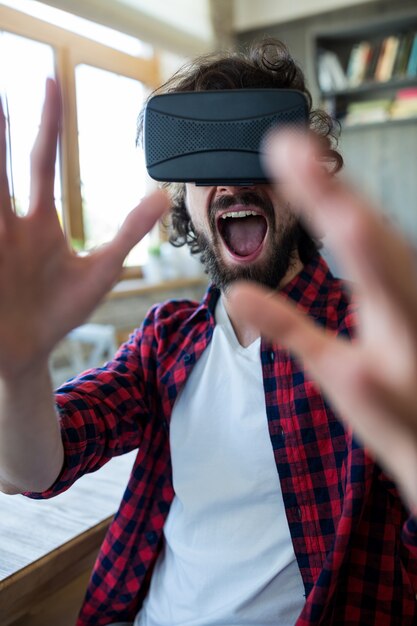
[135,298,305,626]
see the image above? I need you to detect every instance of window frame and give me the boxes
[0,4,160,274]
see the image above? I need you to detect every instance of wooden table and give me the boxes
[0,451,137,626]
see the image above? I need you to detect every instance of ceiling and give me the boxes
[119,0,214,42]
[232,0,380,31]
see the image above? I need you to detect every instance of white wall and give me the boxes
[233,0,380,31]
[121,0,214,43]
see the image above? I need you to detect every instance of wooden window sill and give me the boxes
[107,276,208,299]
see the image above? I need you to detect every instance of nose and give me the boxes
[215,184,256,197]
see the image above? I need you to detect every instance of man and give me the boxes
[0,40,416,626]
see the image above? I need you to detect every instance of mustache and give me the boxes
[208,190,276,228]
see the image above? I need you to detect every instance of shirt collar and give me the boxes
[280,253,334,318]
[198,253,334,323]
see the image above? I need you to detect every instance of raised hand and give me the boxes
[230,131,417,513]
[0,78,168,379]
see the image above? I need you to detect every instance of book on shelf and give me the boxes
[393,33,414,76]
[344,99,392,126]
[317,50,348,92]
[346,41,372,86]
[339,30,417,88]
[375,36,400,82]
[343,88,417,125]
[407,33,417,77]
[391,87,417,119]
[364,41,383,81]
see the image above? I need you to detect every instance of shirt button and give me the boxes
[279,425,285,438]
[146,531,158,544]
[183,354,191,363]
[296,507,302,521]
[269,351,275,362]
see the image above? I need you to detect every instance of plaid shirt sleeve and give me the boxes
[24,305,160,500]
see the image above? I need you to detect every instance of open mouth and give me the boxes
[216,204,268,261]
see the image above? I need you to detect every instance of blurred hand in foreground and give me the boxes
[229,131,417,514]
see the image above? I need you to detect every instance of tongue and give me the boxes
[223,216,267,257]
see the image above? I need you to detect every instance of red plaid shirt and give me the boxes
[25,254,417,625]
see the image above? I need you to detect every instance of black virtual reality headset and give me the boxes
[143,89,309,186]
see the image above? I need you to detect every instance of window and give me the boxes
[75,65,149,264]
[0,0,159,269]
[0,31,61,218]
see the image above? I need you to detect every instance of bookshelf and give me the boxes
[307,9,417,248]
[314,11,417,128]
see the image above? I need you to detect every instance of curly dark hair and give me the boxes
[137,38,343,265]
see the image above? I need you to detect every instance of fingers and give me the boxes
[113,189,170,259]
[360,375,417,512]
[228,281,347,383]
[54,190,170,331]
[0,99,14,222]
[29,78,61,213]
[264,130,417,324]
[91,189,170,272]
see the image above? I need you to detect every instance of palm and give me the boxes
[0,79,167,377]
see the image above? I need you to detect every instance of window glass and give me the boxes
[0,0,152,57]
[75,64,150,265]
[0,31,62,218]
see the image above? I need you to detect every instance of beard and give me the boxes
[193,190,302,292]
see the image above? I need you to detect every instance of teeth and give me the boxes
[220,210,259,219]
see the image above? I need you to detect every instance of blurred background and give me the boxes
[0,0,416,381]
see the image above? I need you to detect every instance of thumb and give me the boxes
[110,189,170,261]
[86,189,170,291]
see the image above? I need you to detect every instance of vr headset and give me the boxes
[143,89,308,185]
